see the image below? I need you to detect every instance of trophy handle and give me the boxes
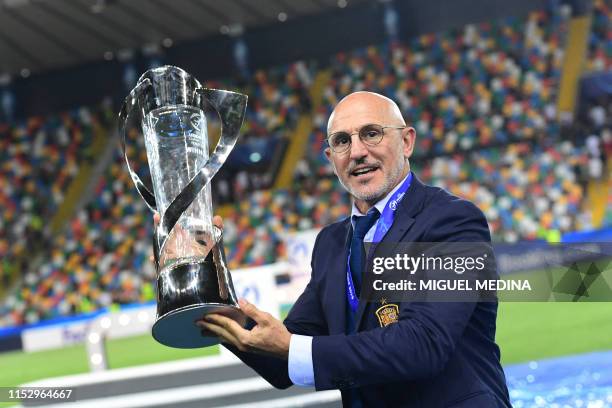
[118,78,162,264]
[118,78,157,212]
[157,89,247,256]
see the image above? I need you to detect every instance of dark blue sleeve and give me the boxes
[224,229,330,389]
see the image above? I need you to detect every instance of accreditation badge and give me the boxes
[375,300,400,327]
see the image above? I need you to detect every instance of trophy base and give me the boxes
[152,229,245,349]
[152,303,246,349]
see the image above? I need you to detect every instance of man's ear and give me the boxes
[324,147,338,176]
[402,127,416,159]
[324,147,332,161]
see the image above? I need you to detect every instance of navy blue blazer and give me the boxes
[227,174,511,407]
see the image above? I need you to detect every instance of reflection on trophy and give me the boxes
[119,65,248,348]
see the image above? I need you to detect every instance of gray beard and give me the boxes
[341,163,406,205]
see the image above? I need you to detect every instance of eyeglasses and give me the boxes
[327,124,406,154]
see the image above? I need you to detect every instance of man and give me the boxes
[199,92,511,407]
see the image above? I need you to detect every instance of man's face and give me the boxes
[325,94,415,206]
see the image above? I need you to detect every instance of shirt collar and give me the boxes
[351,171,411,220]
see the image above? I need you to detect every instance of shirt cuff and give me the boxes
[288,334,315,387]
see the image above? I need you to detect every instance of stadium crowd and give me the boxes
[206,62,313,203]
[307,6,569,171]
[1,3,610,326]
[0,107,106,294]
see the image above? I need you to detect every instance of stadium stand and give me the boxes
[414,140,592,243]
[206,62,314,203]
[1,3,609,326]
[0,106,109,298]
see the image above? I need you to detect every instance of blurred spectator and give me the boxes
[234,37,250,78]
[383,2,400,44]
[586,0,611,72]
[1,88,15,122]
[123,63,137,91]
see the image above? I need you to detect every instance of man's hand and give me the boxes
[196,299,292,360]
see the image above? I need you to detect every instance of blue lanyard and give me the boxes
[346,172,413,312]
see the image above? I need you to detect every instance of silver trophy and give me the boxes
[119,65,248,348]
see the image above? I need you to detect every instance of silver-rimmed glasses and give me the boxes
[327,123,406,154]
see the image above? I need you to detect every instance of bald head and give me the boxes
[327,91,406,134]
[323,91,416,213]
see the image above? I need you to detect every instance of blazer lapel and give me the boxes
[327,219,352,335]
[354,174,428,331]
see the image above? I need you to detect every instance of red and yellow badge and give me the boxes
[375,299,400,327]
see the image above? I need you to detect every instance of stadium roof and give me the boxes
[0,0,364,79]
